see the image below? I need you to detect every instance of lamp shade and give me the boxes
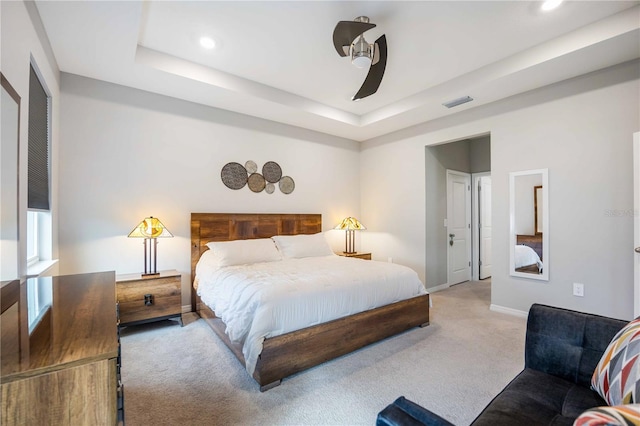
[334,217,366,231]
[128,217,173,239]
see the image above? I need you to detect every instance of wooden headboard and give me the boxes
[190,213,322,309]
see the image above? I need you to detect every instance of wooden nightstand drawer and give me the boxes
[116,271,181,325]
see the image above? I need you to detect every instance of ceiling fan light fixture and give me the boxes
[352,53,372,69]
[333,15,387,101]
[351,35,372,68]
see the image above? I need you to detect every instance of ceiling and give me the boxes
[35,1,640,142]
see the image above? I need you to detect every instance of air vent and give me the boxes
[442,96,474,109]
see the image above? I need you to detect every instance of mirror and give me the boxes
[510,169,549,280]
[1,74,21,281]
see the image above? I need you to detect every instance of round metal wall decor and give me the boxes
[265,183,275,194]
[262,161,283,183]
[222,160,295,194]
[279,176,295,194]
[245,160,258,174]
[247,173,266,193]
[221,162,248,190]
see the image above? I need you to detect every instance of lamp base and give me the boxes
[343,251,357,255]
[142,272,160,277]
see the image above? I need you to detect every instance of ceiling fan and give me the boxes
[332,16,387,101]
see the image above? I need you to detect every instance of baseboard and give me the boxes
[490,304,529,318]
[426,283,450,293]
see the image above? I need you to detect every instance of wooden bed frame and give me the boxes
[190,213,430,391]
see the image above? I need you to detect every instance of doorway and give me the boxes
[425,135,491,290]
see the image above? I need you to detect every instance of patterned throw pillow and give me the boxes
[573,404,640,426]
[591,318,640,405]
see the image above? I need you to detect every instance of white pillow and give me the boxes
[271,233,334,259]
[195,249,219,275]
[205,238,282,267]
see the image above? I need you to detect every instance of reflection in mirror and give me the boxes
[535,186,543,234]
[510,169,549,281]
[27,278,53,334]
[1,74,21,281]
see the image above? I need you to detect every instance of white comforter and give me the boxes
[196,255,427,375]
[514,245,543,271]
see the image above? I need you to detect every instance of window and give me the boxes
[28,65,50,211]
[26,210,53,271]
[27,63,53,274]
[26,211,38,265]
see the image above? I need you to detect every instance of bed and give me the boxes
[190,213,430,391]
[514,244,543,273]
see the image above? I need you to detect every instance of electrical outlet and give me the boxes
[573,283,584,297]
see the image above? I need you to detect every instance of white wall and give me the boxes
[1,1,60,280]
[59,74,361,306]
[361,60,640,320]
[1,83,20,280]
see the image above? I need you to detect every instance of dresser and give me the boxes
[0,272,123,425]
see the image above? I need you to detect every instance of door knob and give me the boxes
[449,233,455,246]
[635,247,640,254]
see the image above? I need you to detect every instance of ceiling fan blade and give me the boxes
[353,35,387,101]
[332,21,376,57]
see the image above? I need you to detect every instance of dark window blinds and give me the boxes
[28,65,50,211]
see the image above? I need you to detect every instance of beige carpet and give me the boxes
[120,281,526,425]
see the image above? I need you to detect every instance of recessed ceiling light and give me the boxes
[541,0,563,12]
[199,36,216,50]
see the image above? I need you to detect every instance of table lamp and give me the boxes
[334,217,366,254]
[128,216,173,276]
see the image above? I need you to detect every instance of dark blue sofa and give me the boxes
[377,304,628,426]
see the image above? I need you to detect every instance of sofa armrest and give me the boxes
[377,397,454,426]
[525,304,626,387]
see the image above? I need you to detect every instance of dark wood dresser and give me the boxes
[0,271,123,425]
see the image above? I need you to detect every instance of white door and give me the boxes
[479,176,492,279]
[633,132,640,317]
[447,170,471,285]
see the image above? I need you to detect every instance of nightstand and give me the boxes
[337,252,372,260]
[116,269,182,326]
